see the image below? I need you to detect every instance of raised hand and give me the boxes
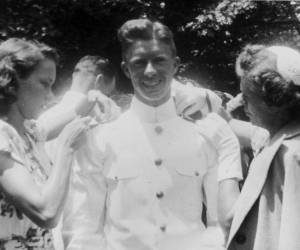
[70,67,98,94]
[88,90,121,123]
[58,116,97,150]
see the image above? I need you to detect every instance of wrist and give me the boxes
[64,90,87,99]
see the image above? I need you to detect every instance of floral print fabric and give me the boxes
[0,119,54,250]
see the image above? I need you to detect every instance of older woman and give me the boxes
[0,38,90,249]
[226,45,300,250]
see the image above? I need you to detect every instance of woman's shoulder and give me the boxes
[281,122,300,150]
[0,119,20,152]
[278,133,300,167]
[0,119,18,136]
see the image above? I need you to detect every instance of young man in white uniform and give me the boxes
[62,19,242,250]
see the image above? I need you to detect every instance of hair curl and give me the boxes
[118,18,176,60]
[0,38,58,116]
[249,70,300,108]
[237,44,300,113]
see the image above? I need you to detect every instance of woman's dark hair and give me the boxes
[118,18,176,60]
[0,38,58,116]
[236,44,300,113]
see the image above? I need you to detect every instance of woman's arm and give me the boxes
[218,178,240,236]
[37,67,101,141]
[37,91,90,141]
[38,91,120,141]
[0,117,92,229]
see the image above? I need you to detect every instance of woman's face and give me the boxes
[240,77,273,128]
[16,58,56,119]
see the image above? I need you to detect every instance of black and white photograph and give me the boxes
[0,1,300,249]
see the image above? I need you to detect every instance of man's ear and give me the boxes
[106,77,116,96]
[95,74,104,90]
[174,56,180,74]
[121,61,131,79]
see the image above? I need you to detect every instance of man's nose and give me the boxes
[144,62,156,77]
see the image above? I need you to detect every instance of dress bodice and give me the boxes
[0,119,54,250]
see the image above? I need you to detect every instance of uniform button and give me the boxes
[154,158,162,166]
[114,176,118,181]
[155,126,163,134]
[235,234,246,244]
[195,171,199,176]
[156,191,164,199]
[160,225,166,232]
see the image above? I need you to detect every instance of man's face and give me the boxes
[122,39,179,106]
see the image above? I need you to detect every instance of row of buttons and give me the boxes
[154,125,200,177]
[153,140,166,232]
[154,126,164,201]
[155,125,163,135]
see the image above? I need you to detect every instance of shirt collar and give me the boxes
[130,96,178,123]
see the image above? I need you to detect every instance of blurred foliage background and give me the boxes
[1,0,300,95]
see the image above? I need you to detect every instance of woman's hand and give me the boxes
[88,90,121,123]
[70,69,98,94]
[58,116,96,150]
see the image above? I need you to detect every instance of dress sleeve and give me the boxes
[0,131,11,154]
[196,113,243,182]
[0,123,23,165]
[61,126,108,250]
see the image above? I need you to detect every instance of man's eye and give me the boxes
[241,95,247,105]
[132,60,145,66]
[40,81,50,87]
[154,57,167,63]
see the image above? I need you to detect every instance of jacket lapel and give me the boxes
[227,133,285,247]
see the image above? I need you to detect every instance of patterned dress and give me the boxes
[0,119,54,250]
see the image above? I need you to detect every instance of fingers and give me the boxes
[226,93,244,113]
[66,117,95,149]
[87,90,120,123]
[175,94,206,116]
[175,98,189,115]
[74,116,99,131]
[65,116,96,137]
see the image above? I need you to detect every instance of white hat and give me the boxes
[267,46,300,86]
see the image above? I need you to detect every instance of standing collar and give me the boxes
[129,96,178,123]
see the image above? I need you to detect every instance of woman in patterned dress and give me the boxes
[0,38,91,250]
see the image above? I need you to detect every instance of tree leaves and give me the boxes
[1,0,300,94]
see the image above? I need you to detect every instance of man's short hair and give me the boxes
[117,18,177,60]
[74,55,116,82]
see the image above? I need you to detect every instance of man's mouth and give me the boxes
[142,79,162,87]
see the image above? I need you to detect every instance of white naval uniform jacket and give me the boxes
[62,97,242,250]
